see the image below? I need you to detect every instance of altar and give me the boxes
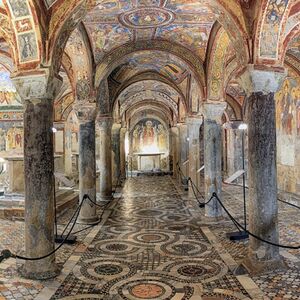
[135,152,165,171]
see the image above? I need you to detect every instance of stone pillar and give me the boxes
[120,127,127,179]
[64,123,73,177]
[239,66,286,271]
[203,102,226,218]
[187,117,203,197]
[170,126,179,178]
[98,117,113,200]
[12,72,62,279]
[111,123,121,187]
[177,123,188,183]
[75,104,99,225]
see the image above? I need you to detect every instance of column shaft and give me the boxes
[22,98,59,279]
[99,119,112,199]
[246,92,279,262]
[187,118,202,196]
[78,120,99,224]
[204,103,226,218]
[120,128,127,179]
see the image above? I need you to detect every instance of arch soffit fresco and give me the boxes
[113,73,187,110]
[94,42,205,93]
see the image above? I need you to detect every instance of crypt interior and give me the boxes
[0,0,300,299]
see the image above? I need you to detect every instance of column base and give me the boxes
[18,262,61,280]
[241,255,287,275]
[77,215,100,225]
[98,195,113,201]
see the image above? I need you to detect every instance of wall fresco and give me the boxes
[0,69,22,106]
[0,121,23,152]
[275,67,300,194]
[131,118,168,153]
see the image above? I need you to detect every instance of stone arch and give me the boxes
[95,41,205,91]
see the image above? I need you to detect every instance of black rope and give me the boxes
[224,180,300,210]
[211,192,300,250]
[0,189,118,262]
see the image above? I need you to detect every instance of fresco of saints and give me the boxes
[157,124,167,151]
[132,124,141,152]
[143,121,155,146]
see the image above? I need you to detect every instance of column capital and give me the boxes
[73,103,97,123]
[12,69,62,102]
[186,115,203,126]
[203,101,227,122]
[96,114,113,129]
[237,64,287,96]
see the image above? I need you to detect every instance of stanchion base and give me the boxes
[226,231,249,241]
[55,235,77,244]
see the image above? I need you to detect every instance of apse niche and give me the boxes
[129,118,169,172]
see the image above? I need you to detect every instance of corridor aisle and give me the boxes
[41,176,260,300]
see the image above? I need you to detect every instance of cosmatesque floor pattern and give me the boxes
[0,176,299,299]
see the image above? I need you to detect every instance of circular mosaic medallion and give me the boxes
[95,264,123,276]
[161,259,228,283]
[132,232,172,244]
[106,243,129,251]
[130,283,165,299]
[116,278,177,300]
[73,258,136,284]
[178,265,206,277]
[95,240,143,256]
[119,7,174,29]
[136,209,163,217]
[172,244,196,253]
[160,240,211,258]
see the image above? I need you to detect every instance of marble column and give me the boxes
[12,73,62,279]
[203,102,226,218]
[177,123,188,183]
[120,127,127,179]
[187,117,202,197]
[111,123,121,187]
[75,105,99,225]
[64,123,73,177]
[98,117,113,200]
[239,67,286,272]
[170,126,179,178]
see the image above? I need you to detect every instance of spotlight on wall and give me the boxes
[186,137,190,142]
[238,123,248,130]
[52,127,57,133]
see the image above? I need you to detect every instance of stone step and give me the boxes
[0,190,79,221]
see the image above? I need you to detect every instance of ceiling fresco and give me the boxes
[117,80,180,104]
[109,51,188,83]
[83,0,217,63]
[287,34,300,61]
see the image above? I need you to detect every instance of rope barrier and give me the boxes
[181,169,300,250]
[223,180,300,210]
[0,177,123,263]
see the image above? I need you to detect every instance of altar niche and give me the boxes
[129,118,170,172]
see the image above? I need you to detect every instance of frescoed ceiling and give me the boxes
[83,0,217,63]
[109,51,188,84]
[287,33,300,61]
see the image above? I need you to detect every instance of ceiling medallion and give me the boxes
[119,7,175,29]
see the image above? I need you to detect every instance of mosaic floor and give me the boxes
[0,176,299,299]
